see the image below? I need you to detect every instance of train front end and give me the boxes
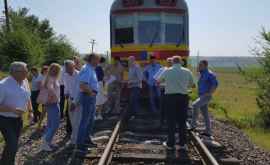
[110,0,189,66]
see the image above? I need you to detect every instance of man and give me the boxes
[76,54,100,153]
[95,57,107,120]
[191,60,218,137]
[154,58,173,126]
[73,55,82,71]
[158,56,195,150]
[144,55,161,112]
[63,60,80,145]
[106,56,124,114]
[30,67,42,123]
[128,56,143,119]
[59,66,66,119]
[0,62,33,165]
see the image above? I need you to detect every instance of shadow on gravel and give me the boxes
[22,136,77,165]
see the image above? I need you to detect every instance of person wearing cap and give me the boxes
[76,53,100,153]
[158,56,195,151]
[0,62,33,165]
[128,56,143,119]
[144,55,162,113]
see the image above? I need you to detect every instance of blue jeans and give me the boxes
[129,87,141,116]
[44,103,60,144]
[77,93,96,146]
[191,95,212,135]
[149,85,161,112]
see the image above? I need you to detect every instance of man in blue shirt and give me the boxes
[191,60,218,137]
[144,55,162,112]
[76,54,100,153]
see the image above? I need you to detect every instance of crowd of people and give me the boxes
[0,53,218,165]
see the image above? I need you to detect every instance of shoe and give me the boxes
[50,143,58,150]
[84,141,97,148]
[75,146,87,154]
[163,142,175,151]
[41,141,53,152]
[130,116,135,121]
[188,126,196,132]
[178,145,188,151]
[96,115,103,121]
[200,132,212,137]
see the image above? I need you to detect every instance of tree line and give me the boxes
[0,8,77,70]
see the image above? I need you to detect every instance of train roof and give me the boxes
[110,0,188,14]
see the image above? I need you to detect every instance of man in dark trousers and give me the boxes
[158,56,195,151]
[0,62,33,165]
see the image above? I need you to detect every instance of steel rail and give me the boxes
[189,131,220,165]
[97,113,126,165]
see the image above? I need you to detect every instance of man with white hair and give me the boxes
[158,56,195,151]
[63,60,80,146]
[0,62,33,165]
[128,56,143,119]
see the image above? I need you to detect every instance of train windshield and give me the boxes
[138,14,161,44]
[115,15,134,44]
[164,14,184,44]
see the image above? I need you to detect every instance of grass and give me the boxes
[207,67,270,151]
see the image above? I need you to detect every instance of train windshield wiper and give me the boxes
[149,27,160,47]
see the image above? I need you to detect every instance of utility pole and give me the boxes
[89,39,96,53]
[4,0,10,32]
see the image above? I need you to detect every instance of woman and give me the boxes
[40,63,61,152]
[37,66,49,130]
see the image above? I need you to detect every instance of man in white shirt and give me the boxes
[63,60,80,145]
[0,62,33,165]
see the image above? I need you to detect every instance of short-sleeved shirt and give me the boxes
[154,67,167,87]
[144,63,162,86]
[63,70,79,99]
[158,64,195,95]
[198,69,218,96]
[0,76,31,118]
[79,64,99,93]
[31,74,43,91]
[128,64,143,88]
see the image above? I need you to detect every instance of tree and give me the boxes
[254,29,270,128]
[44,35,76,65]
[0,8,77,70]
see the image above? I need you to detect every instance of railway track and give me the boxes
[81,103,222,165]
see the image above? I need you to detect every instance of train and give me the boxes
[110,0,189,66]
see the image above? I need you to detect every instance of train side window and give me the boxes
[115,28,134,44]
[114,15,134,44]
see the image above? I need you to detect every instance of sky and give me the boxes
[1,0,270,56]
